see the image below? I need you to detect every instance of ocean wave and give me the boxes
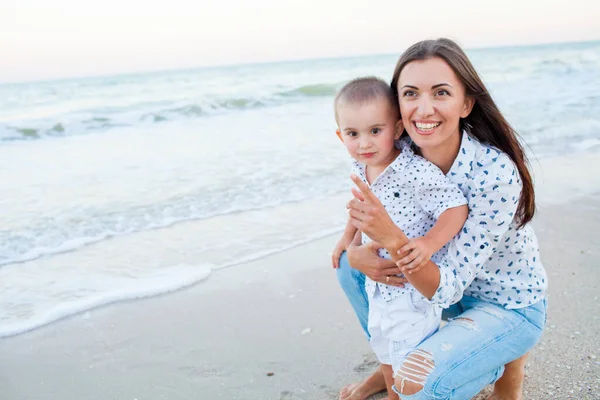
[0,82,340,143]
[279,83,339,97]
[6,123,66,140]
[0,264,213,338]
[0,173,347,267]
[1,118,126,142]
[0,222,345,338]
[139,97,268,122]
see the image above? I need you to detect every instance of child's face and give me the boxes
[336,98,402,169]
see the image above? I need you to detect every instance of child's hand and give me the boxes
[331,235,353,269]
[396,236,435,274]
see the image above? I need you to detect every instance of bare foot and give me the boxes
[487,354,528,400]
[339,365,387,400]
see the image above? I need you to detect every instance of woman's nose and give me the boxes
[417,96,435,117]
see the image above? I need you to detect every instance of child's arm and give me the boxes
[331,218,359,269]
[424,205,468,253]
[397,204,468,272]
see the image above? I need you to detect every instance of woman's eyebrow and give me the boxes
[401,83,454,90]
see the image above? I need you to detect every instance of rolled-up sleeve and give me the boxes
[416,164,468,219]
[429,157,523,308]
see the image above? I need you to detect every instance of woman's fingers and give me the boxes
[350,187,365,202]
[347,208,365,222]
[376,275,406,287]
[350,174,379,204]
[347,197,371,214]
[348,218,364,233]
[381,265,402,276]
[348,212,376,234]
[387,276,406,287]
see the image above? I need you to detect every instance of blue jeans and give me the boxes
[336,252,547,400]
[336,251,371,339]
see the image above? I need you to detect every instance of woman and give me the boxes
[337,38,548,400]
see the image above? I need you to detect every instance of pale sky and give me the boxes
[1,0,599,83]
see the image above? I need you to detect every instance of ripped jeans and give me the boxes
[336,252,547,400]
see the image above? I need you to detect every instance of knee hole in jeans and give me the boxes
[394,349,435,396]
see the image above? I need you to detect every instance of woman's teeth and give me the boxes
[415,122,440,131]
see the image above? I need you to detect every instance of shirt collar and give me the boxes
[351,138,414,183]
[389,138,415,172]
[447,130,478,180]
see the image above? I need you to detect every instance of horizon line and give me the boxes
[2,38,598,86]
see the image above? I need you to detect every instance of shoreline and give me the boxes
[1,149,600,399]
[0,151,600,339]
[1,191,599,399]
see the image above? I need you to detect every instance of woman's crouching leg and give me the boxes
[391,299,545,399]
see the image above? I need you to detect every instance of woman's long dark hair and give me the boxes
[391,38,535,228]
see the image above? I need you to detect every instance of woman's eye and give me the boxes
[402,90,417,97]
[371,128,381,134]
[436,89,450,96]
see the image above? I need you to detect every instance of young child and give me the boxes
[331,77,468,398]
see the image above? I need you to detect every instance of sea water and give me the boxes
[1,41,599,336]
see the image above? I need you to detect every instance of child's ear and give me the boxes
[394,120,404,140]
[335,129,343,142]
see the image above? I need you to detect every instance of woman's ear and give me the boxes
[394,120,404,140]
[461,97,475,118]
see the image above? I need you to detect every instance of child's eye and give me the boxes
[347,131,357,137]
[371,128,381,135]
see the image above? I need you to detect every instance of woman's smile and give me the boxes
[413,120,441,135]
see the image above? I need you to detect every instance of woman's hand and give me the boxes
[346,231,407,287]
[347,174,408,250]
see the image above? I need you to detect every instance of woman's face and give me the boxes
[396,57,473,152]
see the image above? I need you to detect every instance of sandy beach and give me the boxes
[1,150,599,400]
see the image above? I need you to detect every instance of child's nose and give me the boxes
[359,136,371,148]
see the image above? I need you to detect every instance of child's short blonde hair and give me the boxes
[334,77,399,123]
